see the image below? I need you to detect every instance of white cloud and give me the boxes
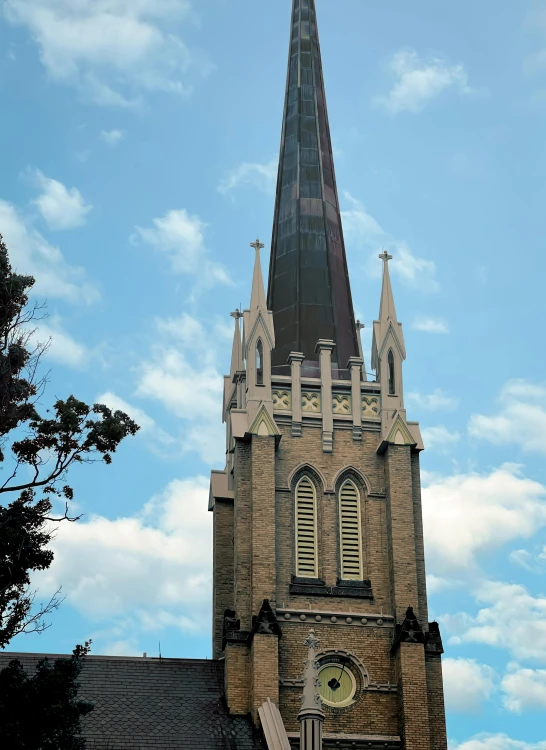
[96,390,176,456]
[509,548,544,574]
[375,48,474,114]
[134,208,230,288]
[451,734,546,750]
[3,0,205,107]
[443,658,497,712]
[407,388,459,411]
[413,316,449,334]
[421,425,461,452]
[30,169,92,230]
[341,192,438,292]
[31,317,88,368]
[469,379,546,454]
[135,315,225,464]
[422,464,546,575]
[218,159,278,196]
[0,199,99,304]
[34,476,212,634]
[450,580,546,663]
[100,128,126,146]
[502,664,546,712]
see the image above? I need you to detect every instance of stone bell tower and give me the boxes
[208,2,448,749]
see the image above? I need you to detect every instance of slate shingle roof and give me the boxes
[0,652,267,750]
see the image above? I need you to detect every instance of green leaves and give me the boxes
[0,232,139,649]
[0,643,94,749]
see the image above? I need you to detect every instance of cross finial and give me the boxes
[230,308,243,320]
[251,238,265,252]
[379,249,393,263]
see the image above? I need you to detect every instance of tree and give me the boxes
[0,233,139,647]
[0,641,94,749]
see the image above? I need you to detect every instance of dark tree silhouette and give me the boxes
[0,642,94,748]
[0,233,139,647]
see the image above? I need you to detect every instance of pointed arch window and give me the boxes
[388,350,395,395]
[295,476,318,578]
[339,479,363,580]
[256,339,264,385]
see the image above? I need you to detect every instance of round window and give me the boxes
[318,662,357,707]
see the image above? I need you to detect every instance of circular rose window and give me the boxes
[318,662,357,707]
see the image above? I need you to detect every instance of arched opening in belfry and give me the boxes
[256,339,264,385]
[388,349,395,395]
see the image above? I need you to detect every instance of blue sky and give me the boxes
[1,1,546,748]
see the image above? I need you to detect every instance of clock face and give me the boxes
[318,663,357,707]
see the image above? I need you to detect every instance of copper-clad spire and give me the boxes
[267,0,359,370]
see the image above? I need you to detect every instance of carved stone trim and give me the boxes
[277,608,393,628]
[362,395,380,419]
[301,391,321,413]
[273,389,292,411]
[252,599,282,638]
[425,621,444,655]
[332,393,352,415]
[391,606,425,653]
[287,732,401,750]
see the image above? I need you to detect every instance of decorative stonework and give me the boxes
[302,391,321,413]
[362,395,380,418]
[332,394,352,415]
[273,389,292,411]
[277,608,394,628]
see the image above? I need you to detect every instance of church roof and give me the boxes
[267,0,359,370]
[0,652,266,750]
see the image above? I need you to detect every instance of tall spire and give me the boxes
[378,250,398,324]
[267,0,359,369]
[229,309,244,379]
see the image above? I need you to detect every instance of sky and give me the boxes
[1,0,546,748]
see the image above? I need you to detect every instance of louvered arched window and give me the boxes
[295,476,318,578]
[339,479,363,580]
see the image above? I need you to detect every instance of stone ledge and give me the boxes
[276,608,394,628]
[289,575,373,599]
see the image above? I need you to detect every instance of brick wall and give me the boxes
[213,501,234,659]
[225,643,250,715]
[426,654,448,750]
[251,635,280,724]
[395,644,431,750]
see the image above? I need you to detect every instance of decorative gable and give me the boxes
[249,403,280,437]
[386,415,416,447]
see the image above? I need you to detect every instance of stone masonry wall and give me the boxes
[279,623,397,735]
[212,501,234,659]
[426,654,448,750]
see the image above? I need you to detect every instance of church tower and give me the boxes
[209,2,448,749]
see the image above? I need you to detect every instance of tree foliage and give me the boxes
[0,642,94,749]
[0,233,139,647]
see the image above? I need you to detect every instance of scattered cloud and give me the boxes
[100,128,126,146]
[3,0,208,107]
[422,464,546,575]
[135,314,225,464]
[30,317,89,368]
[0,199,99,304]
[407,388,459,411]
[30,169,92,230]
[502,664,546,712]
[34,476,212,636]
[374,48,474,114]
[96,391,177,457]
[443,658,497,712]
[133,208,230,290]
[218,159,277,196]
[421,425,461,452]
[509,548,544,574]
[469,379,546,454]
[451,734,546,750]
[449,579,546,663]
[412,316,449,334]
[341,192,438,292]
